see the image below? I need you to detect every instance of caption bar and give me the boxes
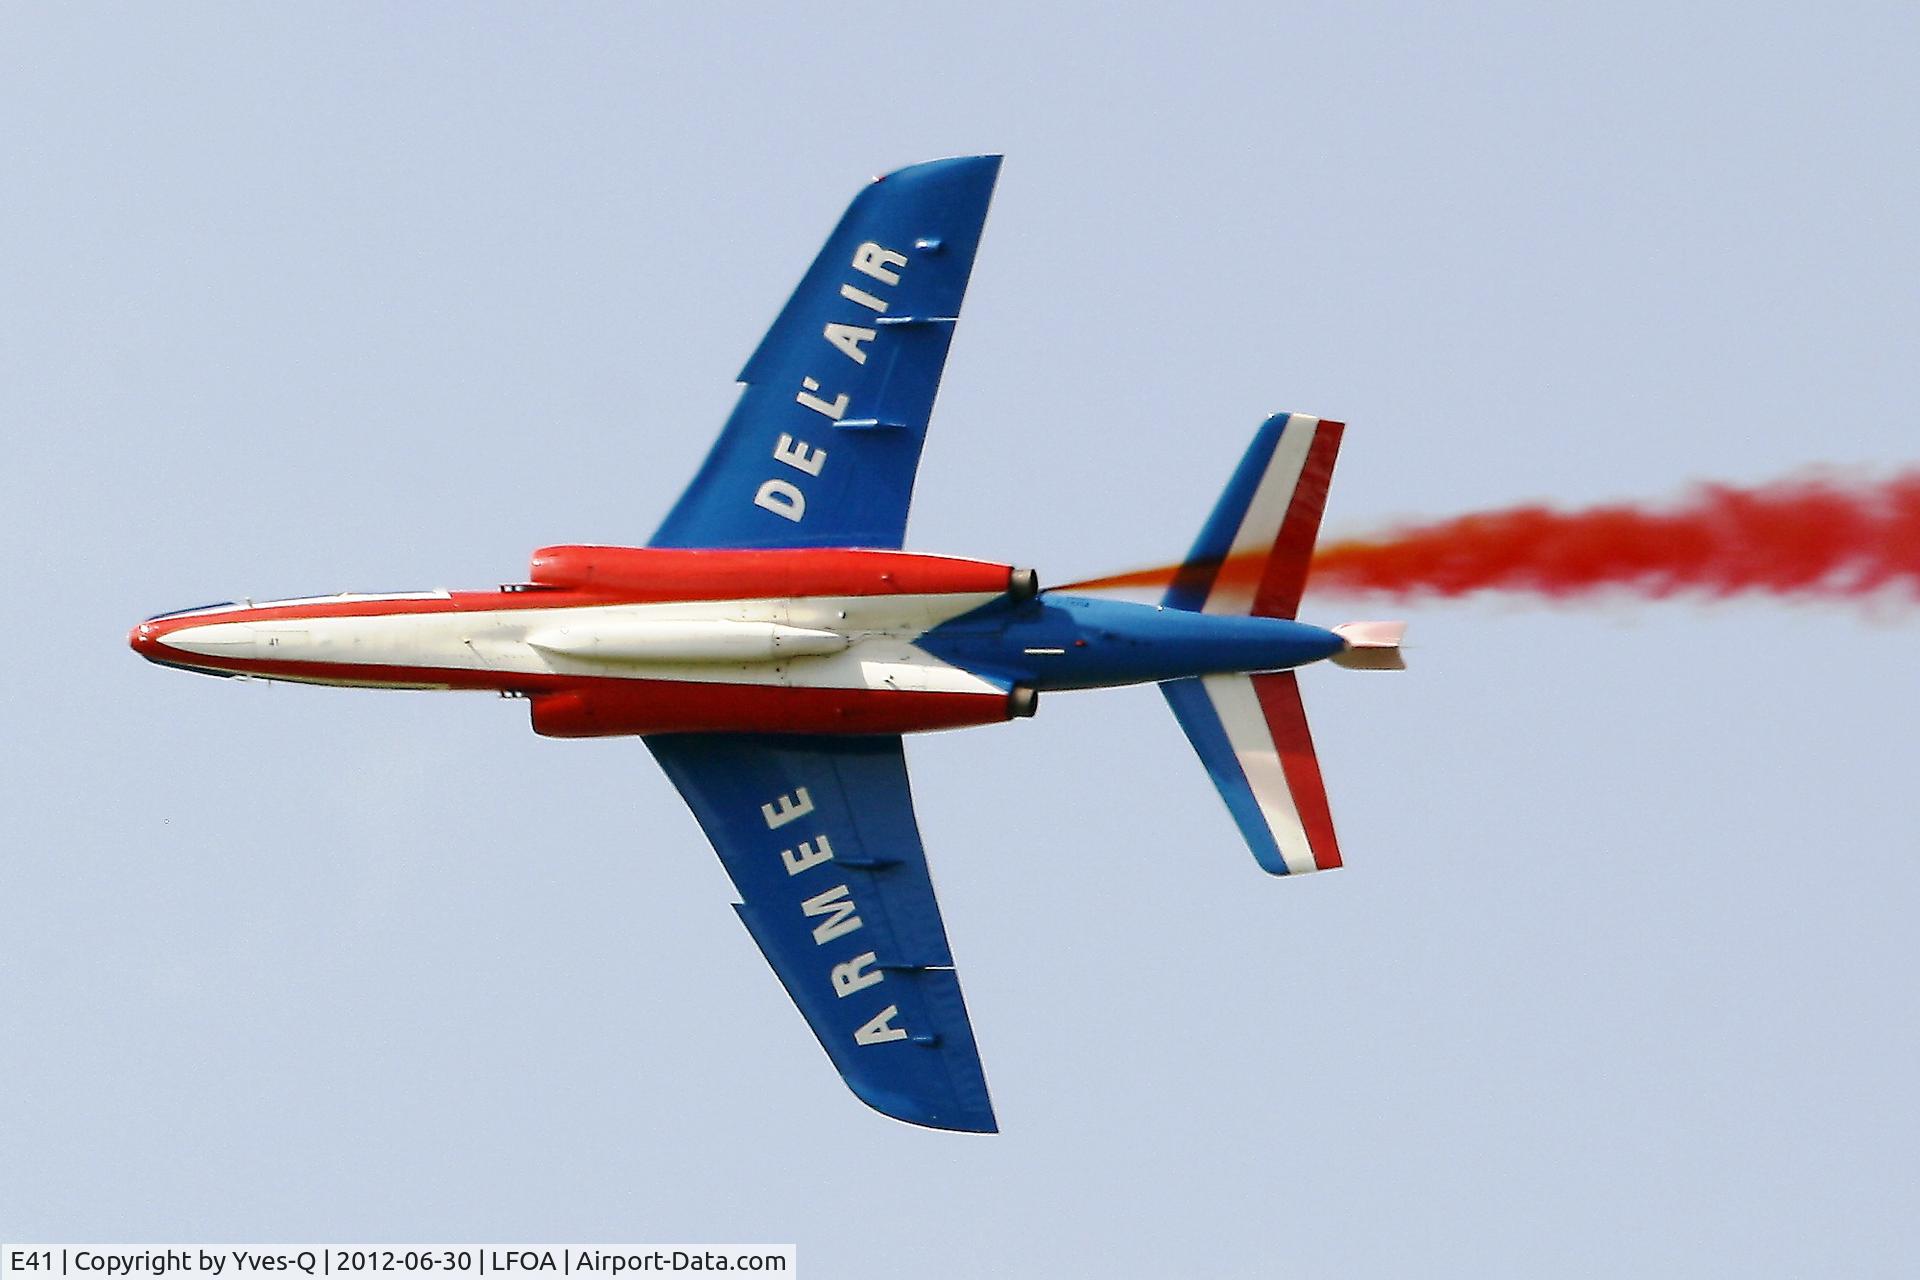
[2,1250,793,1279]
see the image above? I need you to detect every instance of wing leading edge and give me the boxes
[645,733,996,1133]
[651,156,1002,551]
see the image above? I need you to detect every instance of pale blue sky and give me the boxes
[4,4,1917,1275]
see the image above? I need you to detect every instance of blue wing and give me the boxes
[645,733,996,1133]
[650,156,1002,551]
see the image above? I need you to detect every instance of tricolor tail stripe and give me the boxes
[1163,413,1345,620]
[1161,671,1341,875]
[1160,410,1349,875]
[1249,671,1341,870]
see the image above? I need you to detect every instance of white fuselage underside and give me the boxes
[158,591,1005,694]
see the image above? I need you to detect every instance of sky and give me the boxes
[3,3,1917,1275]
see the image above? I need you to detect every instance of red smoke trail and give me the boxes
[1059,471,1920,602]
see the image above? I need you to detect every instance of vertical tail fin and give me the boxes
[1164,413,1344,619]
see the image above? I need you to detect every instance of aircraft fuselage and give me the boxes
[130,545,1344,737]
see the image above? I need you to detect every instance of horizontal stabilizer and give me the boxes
[1165,413,1344,620]
[1162,670,1341,875]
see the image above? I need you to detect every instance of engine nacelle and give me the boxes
[521,547,1046,737]
[529,545,1029,602]
[1009,683,1039,718]
[531,681,1030,738]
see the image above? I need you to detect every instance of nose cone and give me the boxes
[131,615,252,679]
[129,620,164,662]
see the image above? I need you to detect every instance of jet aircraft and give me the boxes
[130,156,1403,1132]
